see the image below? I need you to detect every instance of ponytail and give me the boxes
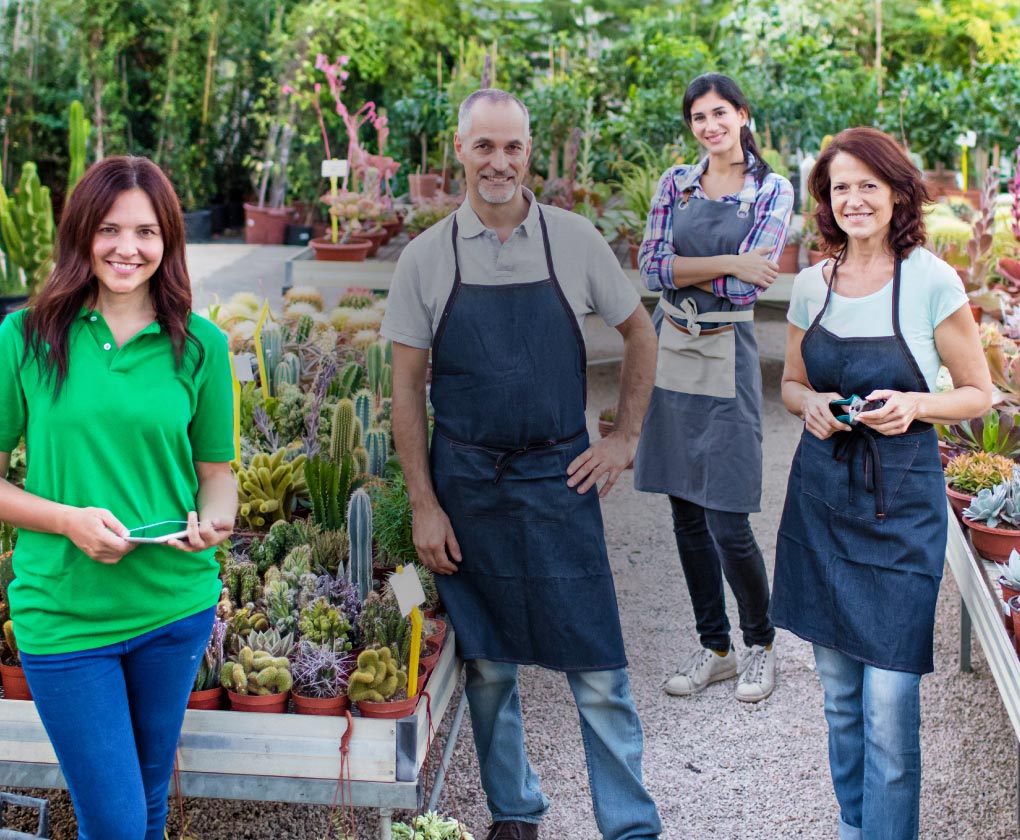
[740,125,772,186]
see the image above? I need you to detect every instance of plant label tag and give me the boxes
[321,159,349,178]
[954,131,976,148]
[233,353,256,383]
[389,564,427,617]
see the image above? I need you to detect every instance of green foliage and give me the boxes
[66,100,90,199]
[392,812,475,840]
[298,598,353,650]
[369,474,416,568]
[248,519,312,576]
[944,451,1016,495]
[358,590,418,667]
[305,453,355,530]
[347,487,374,601]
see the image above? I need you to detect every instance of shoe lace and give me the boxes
[742,647,767,684]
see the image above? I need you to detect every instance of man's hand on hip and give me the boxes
[413,502,463,574]
[566,432,637,498]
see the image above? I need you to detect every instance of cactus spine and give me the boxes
[354,390,372,435]
[260,325,283,395]
[365,429,388,476]
[366,343,384,397]
[346,647,406,703]
[304,453,354,531]
[329,398,359,461]
[274,352,300,389]
[347,488,374,601]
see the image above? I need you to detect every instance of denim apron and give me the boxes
[428,209,627,672]
[771,258,946,674]
[633,182,763,512]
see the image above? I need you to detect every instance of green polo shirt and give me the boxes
[0,308,234,654]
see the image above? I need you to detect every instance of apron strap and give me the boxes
[659,295,753,336]
[432,218,465,364]
[890,255,930,394]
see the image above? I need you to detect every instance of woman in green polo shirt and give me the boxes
[0,156,236,840]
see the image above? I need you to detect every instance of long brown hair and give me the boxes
[808,127,930,258]
[23,155,201,393]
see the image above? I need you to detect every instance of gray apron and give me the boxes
[633,183,763,513]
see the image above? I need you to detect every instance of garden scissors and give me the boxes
[829,395,887,425]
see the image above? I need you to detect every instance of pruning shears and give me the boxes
[829,395,887,425]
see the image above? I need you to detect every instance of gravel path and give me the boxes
[4,309,1017,840]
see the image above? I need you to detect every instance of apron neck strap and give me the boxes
[451,216,463,291]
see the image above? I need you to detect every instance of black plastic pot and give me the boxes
[209,203,227,234]
[285,224,313,246]
[183,209,213,243]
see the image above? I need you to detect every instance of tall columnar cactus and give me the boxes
[366,343,384,397]
[66,100,90,198]
[329,398,359,462]
[305,453,355,530]
[347,488,374,601]
[366,429,389,477]
[260,325,283,395]
[354,389,373,435]
[274,352,301,389]
[0,162,55,292]
[331,361,364,399]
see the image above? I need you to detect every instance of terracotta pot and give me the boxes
[357,227,388,257]
[293,693,349,716]
[964,519,1020,564]
[227,689,290,713]
[408,173,439,203]
[969,302,983,324]
[419,642,440,675]
[598,419,615,439]
[1010,597,1020,656]
[0,662,32,701]
[381,219,403,243]
[187,686,225,710]
[777,242,800,274]
[808,250,827,266]
[922,169,960,199]
[425,619,447,649]
[243,203,291,245]
[309,235,372,262]
[628,241,639,270]
[357,693,419,719]
[1000,577,1020,632]
[938,441,953,468]
[945,485,974,523]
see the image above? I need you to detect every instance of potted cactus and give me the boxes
[220,630,296,712]
[0,619,30,701]
[188,618,228,710]
[346,647,412,718]
[598,406,616,439]
[963,467,1020,564]
[290,640,355,716]
[944,451,1016,521]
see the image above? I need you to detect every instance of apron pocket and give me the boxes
[655,315,736,398]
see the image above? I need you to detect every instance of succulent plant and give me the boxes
[1,619,18,666]
[220,645,293,696]
[964,484,1009,528]
[291,640,354,699]
[937,409,1020,460]
[193,618,228,692]
[298,598,353,650]
[392,812,475,840]
[944,451,1016,495]
[1002,549,1020,588]
[346,647,407,703]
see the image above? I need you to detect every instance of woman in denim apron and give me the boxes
[635,74,793,702]
[773,128,991,839]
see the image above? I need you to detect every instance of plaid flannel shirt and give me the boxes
[638,156,794,305]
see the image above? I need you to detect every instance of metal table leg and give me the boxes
[378,808,392,840]
[427,690,469,813]
[961,596,973,673]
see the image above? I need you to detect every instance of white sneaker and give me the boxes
[736,644,776,703]
[664,647,737,696]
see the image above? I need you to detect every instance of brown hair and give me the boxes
[808,127,930,257]
[23,156,201,393]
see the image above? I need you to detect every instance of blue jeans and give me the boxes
[669,496,775,651]
[813,645,922,840]
[465,660,661,839]
[20,607,215,840]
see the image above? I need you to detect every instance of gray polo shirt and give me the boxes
[381,188,641,349]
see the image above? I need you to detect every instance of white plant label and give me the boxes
[233,353,255,383]
[389,564,427,617]
[954,131,976,148]
[321,159,349,178]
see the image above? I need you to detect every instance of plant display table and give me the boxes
[946,509,1020,828]
[0,632,465,840]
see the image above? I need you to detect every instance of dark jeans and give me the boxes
[669,496,775,651]
[20,606,215,840]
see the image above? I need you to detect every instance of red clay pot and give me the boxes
[187,686,225,710]
[0,663,32,701]
[425,619,447,649]
[777,242,799,274]
[243,204,291,245]
[293,693,349,716]
[357,693,418,719]
[1009,596,1020,656]
[310,236,372,262]
[808,250,827,266]
[964,519,1020,564]
[945,485,974,523]
[419,642,440,675]
[1000,577,1020,632]
[227,689,290,713]
[628,241,639,270]
[357,227,388,257]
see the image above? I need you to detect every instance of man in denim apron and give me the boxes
[384,89,662,840]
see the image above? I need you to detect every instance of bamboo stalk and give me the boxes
[201,9,220,126]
